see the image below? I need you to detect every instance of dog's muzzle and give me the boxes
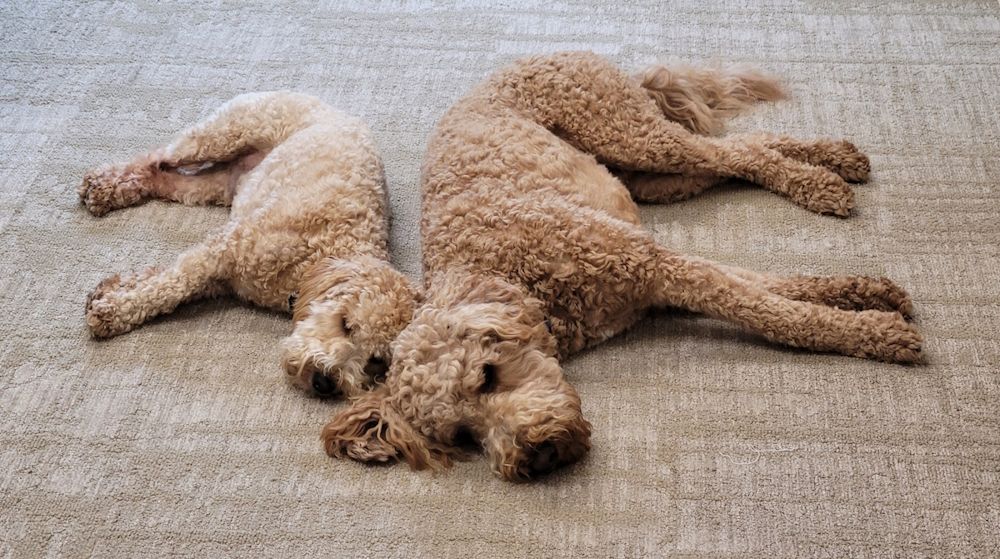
[523,440,560,477]
[311,372,339,397]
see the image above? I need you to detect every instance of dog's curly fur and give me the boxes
[80,92,418,398]
[321,52,923,481]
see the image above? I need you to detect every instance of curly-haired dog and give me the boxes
[80,92,418,398]
[321,52,923,480]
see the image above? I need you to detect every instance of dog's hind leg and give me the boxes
[573,107,854,215]
[593,117,854,215]
[745,135,871,183]
[615,135,870,204]
[613,171,723,204]
[635,64,870,183]
[647,248,922,362]
[85,234,231,338]
[156,92,325,167]
[511,53,855,215]
[80,92,324,216]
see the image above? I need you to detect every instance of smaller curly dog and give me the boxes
[80,92,417,398]
[322,52,923,481]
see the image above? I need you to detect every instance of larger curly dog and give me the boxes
[321,52,923,481]
[80,92,417,398]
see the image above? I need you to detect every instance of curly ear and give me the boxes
[427,272,554,350]
[429,272,527,309]
[322,390,452,470]
[455,304,544,344]
[453,299,555,356]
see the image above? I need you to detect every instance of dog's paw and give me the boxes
[859,277,914,319]
[79,164,151,216]
[855,311,923,364]
[84,270,157,338]
[822,140,870,183]
[817,276,914,318]
[880,321,923,363]
[85,274,131,338]
[798,170,854,217]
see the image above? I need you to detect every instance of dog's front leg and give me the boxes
[85,235,230,338]
[649,249,922,363]
[682,258,914,317]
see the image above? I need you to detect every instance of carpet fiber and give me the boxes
[2,1,999,557]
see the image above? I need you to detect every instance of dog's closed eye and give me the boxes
[342,315,352,335]
[480,363,498,393]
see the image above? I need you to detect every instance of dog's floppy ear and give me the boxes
[428,272,526,309]
[429,274,556,355]
[434,274,555,354]
[295,255,422,326]
[293,257,357,323]
[322,389,452,470]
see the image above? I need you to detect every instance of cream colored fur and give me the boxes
[80,92,418,398]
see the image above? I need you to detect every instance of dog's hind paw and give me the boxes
[859,277,913,318]
[881,322,923,364]
[820,140,870,184]
[853,311,923,364]
[817,276,914,318]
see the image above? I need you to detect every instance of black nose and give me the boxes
[363,357,389,381]
[526,441,559,476]
[311,372,337,396]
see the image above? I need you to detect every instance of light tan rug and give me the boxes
[2,1,998,557]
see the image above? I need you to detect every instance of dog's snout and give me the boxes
[311,372,338,396]
[526,440,559,476]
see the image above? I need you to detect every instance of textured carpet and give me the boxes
[2,1,999,557]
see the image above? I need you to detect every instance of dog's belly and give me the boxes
[219,131,390,311]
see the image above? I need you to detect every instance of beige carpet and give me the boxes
[2,1,999,557]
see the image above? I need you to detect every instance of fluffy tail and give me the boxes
[636,65,786,135]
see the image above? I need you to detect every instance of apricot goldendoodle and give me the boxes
[322,52,922,480]
[80,92,417,398]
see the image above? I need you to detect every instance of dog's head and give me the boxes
[322,274,591,480]
[281,256,419,399]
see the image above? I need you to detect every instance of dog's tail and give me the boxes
[635,65,786,135]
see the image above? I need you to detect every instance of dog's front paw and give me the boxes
[85,274,132,338]
[79,164,151,216]
[84,270,156,338]
[800,171,854,217]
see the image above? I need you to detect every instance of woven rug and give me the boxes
[2,1,998,556]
